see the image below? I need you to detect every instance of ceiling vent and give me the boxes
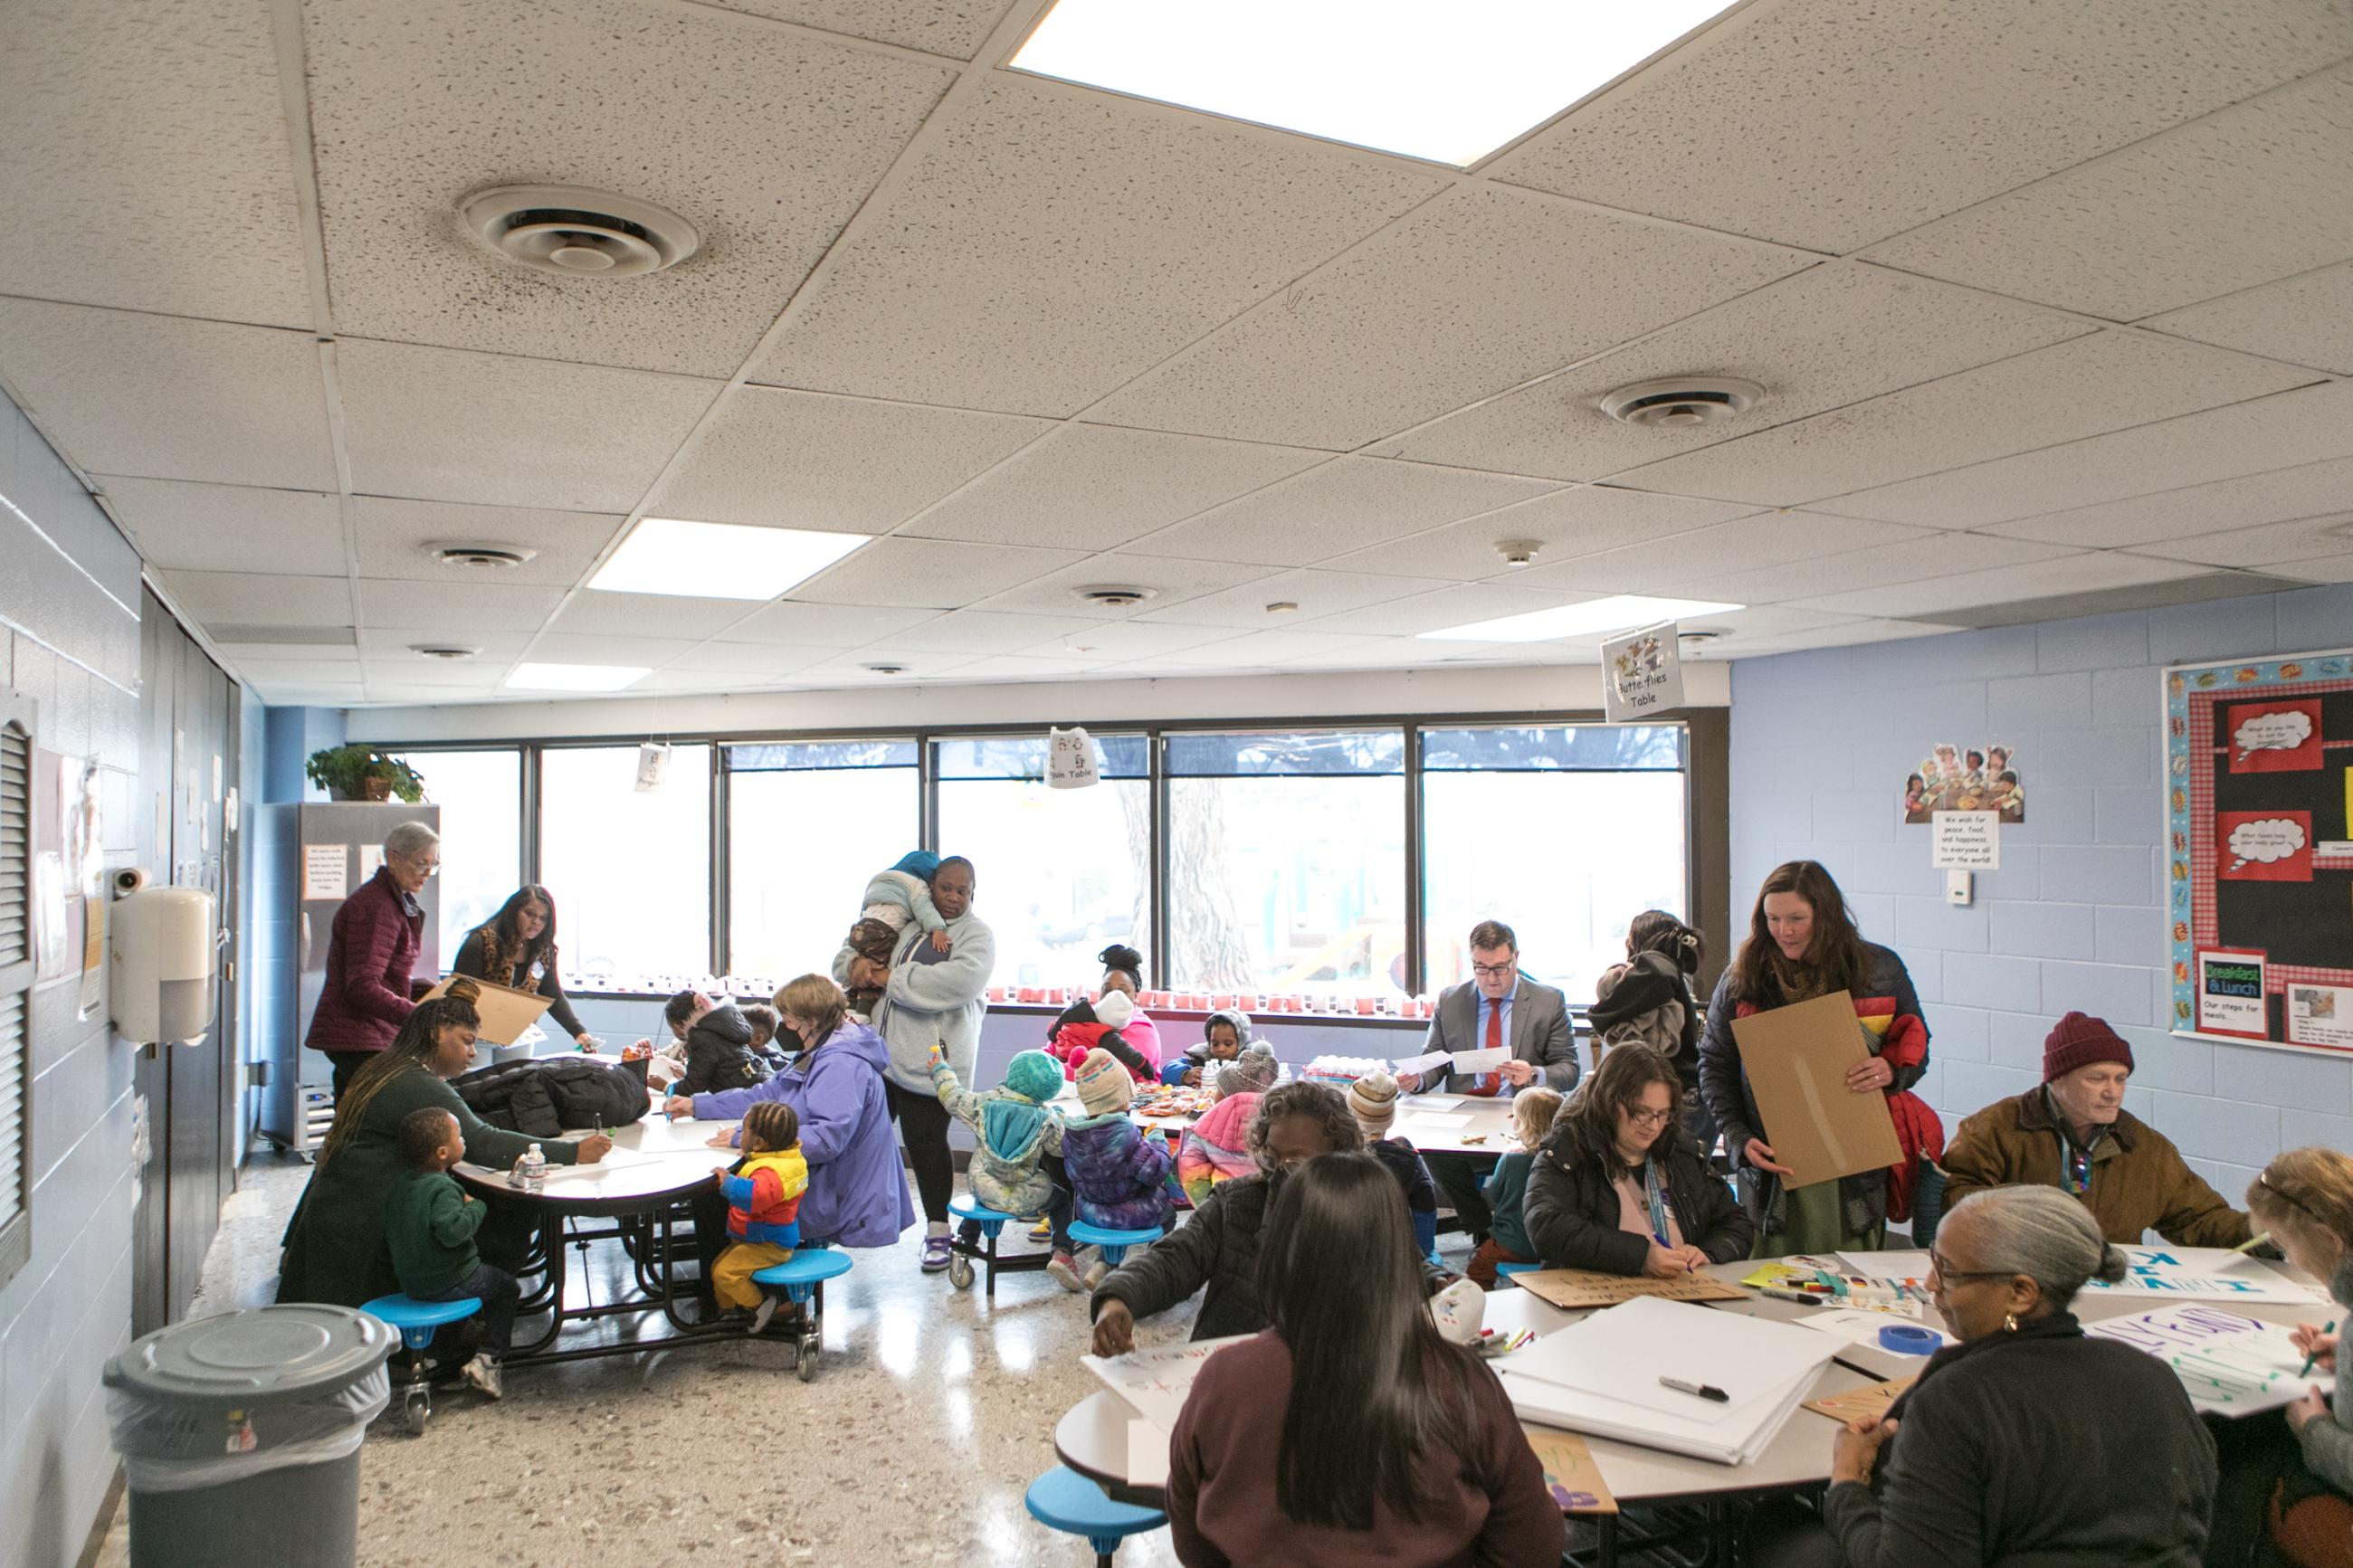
[433,543,538,570]
[863,662,909,676]
[409,644,481,660]
[459,185,701,279]
[1073,585,1157,609]
[1599,376,1765,430]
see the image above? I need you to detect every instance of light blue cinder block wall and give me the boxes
[1729,582,2353,1207]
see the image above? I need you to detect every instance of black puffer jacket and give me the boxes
[1092,1174,1277,1343]
[452,1058,650,1139]
[679,1003,771,1098]
[1521,1120,1752,1275]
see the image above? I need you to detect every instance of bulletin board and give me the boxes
[2167,648,2353,1053]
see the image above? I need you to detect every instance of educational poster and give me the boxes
[1902,741,2024,823]
[2167,648,2353,1052]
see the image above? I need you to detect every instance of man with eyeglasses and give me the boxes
[1940,1010,2254,1248]
[306,821,442,1099]
[1414,919,1577,1243]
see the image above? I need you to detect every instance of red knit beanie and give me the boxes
[2043,1012,2133,1082]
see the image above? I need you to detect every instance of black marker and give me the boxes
[1659,1376,1729,1402]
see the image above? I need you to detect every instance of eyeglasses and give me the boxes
[1926,1246,2009,1285]
[1621,1105,1674,1129]
[1471,962,1517,980]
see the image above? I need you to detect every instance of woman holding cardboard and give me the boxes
[1698,860,1937,1256]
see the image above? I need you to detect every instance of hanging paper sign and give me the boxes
[1602,621,1683,722]
[1930,810,2000,869]
[2196,948,2269,1041]
[635,742,670,794]
[1047,726,1100,790]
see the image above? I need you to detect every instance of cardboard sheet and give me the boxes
[424,974,554,1046]
[1525,1429,1616,1514]
[1514,1268,1749,1312]
[1804,1376,1916,1424]
[1729,990,1903,1188]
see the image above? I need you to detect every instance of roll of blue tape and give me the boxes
[1879,1324,1939,1355]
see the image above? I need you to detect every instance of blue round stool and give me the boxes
[1066,1221,1162,1270]
[947,1195,1053,1297]
[361,1293,481,1434]
[1495,1261,1541,1286]
[1024,1465,1165,1566]
[750,1247,853,1383]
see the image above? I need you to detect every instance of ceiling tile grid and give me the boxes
[100,478,346,577]
[783,536,1090,609]
[1504,511,1939,597]
[967,551,1281,619]
[1785,551,2228,620]
[1324,484,1760,582]
[697,0,1018,61]
[354,576,565,632]
[1977,456,2353,550]
[2143,261,2353,375]
[1130,567,1458,630]
[348,495,624,585]
[712,600,942,646]
[2131,511,2353,570]
[1122,456,1564,568]
[163,569,355,627]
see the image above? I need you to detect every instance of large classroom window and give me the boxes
[1165,729,1407,1000]
[539,744,712,985]
[727,740,918,984]
[935,734,1150,993]
[389,747,520,967]
[1421,724,1689,1001]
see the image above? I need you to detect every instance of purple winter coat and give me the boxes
[691,1020,912,1249]
[1062,1112,1176,1232]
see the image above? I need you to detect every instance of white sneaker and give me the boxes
[1083,1260,1110,1289]
[462,1354,503,1401]
[750,1296,778,1335]
[1045,1250,1086,1293]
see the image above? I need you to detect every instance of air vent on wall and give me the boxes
[433,544,538,570]
[1073,585,1157,609]
[459,185,701,279]
[1599,376,1765,430]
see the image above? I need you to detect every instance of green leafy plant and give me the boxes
[304,746,426,803]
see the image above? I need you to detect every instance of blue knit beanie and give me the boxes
[1002,1050,1063,1104]
[892,850,940,880]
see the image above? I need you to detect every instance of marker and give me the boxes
[1757,1286,1832,1307]
[2232,1232,2272,1255]
[1659,1376,1729,1403]
[2301,1319,2337,1379]
[1653,1230,1694,1272]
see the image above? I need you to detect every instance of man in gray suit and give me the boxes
[1416,919,1578,1240]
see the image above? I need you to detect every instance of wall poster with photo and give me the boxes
[1902,741,2024,824]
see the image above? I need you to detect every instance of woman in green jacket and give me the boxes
[277,997,613,1308]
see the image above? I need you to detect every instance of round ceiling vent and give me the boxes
[409,643,482,660]
[1599,376,1765,430]
[1074,585,1157,609]
[459,185,701,279]
[433,543,538,570]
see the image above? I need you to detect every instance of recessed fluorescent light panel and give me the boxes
[505,662,651,692]
[1009,0,1741,166]
[589,518,866,601]
[1418,595,1741,643]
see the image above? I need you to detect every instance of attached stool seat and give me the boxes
[362,1293,481,1435]
[1066,1221,1162,1269]
[749,1245,852,1383]
[1025,1465,1165,1566]
[948,1194,1053,1297]
[1495,1261,1540,1286]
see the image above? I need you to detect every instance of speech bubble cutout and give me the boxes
[2235,708,2313,763]
[2227,816,2308,871]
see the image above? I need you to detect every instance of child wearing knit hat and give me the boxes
[1348,1070,1442,1257]
[1062,1047,1176,1288]
[929,1046,1081,1288]
[1212,1043,1281,1100]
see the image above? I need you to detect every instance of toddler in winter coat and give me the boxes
[1164,1006,1253,1086]
[1174,1048,1281,1203]
[1347,1070,1441,1257]
[1064,1049,1176,1288]
[653,992,773,1098]
[710,1101,809,1335]
[931,1047,1081,1289]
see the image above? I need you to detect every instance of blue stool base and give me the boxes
[948,1196,1053,1297]
[746,1246,853,1381]
[1025,1466,1165,1564]
[1066,1221,1164,1270]
[361,1294,483,1433]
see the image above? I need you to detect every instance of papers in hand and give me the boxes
[1449,1046,1510,1074]
[1392,1050,1451,1080]
[1081,1335,1253,1434]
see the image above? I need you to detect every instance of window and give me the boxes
[727,741,918,986]
[936,735,1149,993]
[539,744,711,987]
[1420,724,1688,1001]
[0,700,28,1286]
[391,748,520,967]
[1164,729,1406,1000]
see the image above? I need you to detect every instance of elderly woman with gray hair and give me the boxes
[305,820,440,1099]
[1751,1183,2217,1567]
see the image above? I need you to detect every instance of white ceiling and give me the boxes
[0,0,2348,710]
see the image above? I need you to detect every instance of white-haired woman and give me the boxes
[306,820,440,1098]
[1751,1184,2217,1567]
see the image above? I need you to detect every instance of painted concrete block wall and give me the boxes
[0,392,145,1568]
[1729,582,2353,1213]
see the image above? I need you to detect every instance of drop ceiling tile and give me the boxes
[1301,581,1596,637]
[2131,512,2353,569]
[1151,629,1389,668]
[1722,620,1967,659]
[2145,261,2353,376]
[699,0,1015,58]
[221,643,358,667]
[965,553,1280,620]
[356,628,535,660]
[630,669,768,695]
[903,424,1330,550]
[1134,568,1456,630]
[1026,620,1232,660]
[650,385,1050,532]
[304,0,954,378]
[2263,550,2353,584]
[1669,534,2081,606]
[1507,513,1937,596]
[0,0,310,325]
[1785,551,2211,619]
[1381,264,2092,481]
[354,577,564,632]
[357,660,506,689]
[790,648,980,681]
[1824,379,2353,529]
[786,537,1086,609]
[1327,485,1759,581]
[876,610,1103,655]
[337,339,718,511]
[546,590,754,639]
[665,641,834,676]
[1678,604,1871,640]
[1274,638,1500,670]
[253,683,366,705]
[1863,67,2353,320]
[1125,457,1562,568]
[1612,331,2313,508]
[712,600,939,645]
[350,497,623,586]
[0,301,334,489]
[522,632,702,665]
[1088,185,1808,451]
[162,571,354,628]
[1484,0,2353,252]
[225,658,363,692]
[752,72,1444,414]
[934,652,1111,683]
[98,479,345,577]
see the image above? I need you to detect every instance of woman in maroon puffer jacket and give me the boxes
[306,821,438,1098]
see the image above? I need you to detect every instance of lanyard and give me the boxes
[1640,1156,1672,1242]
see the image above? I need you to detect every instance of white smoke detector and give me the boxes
[459,185,701,279]
[1495,539,1542,567]
[1074,585,1157,609]
[433,543,538,570]
[1599,376,1765,430]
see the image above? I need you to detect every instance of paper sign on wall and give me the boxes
[2196,948,2269,1040]
[358,844,385,879]
[1930,810,1999,869]
[302,842,348,902]
[2289,985,2353,1050]
[1047,727,1100,789]
[1602,621,1683,723]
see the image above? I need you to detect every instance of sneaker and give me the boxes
[1046,1250,1086,1293]
[749,1296,778,1335]
[1028,1217,1053,1241]
[461,1354,503,1401]
[1083,1259,1110,1290]
[920,1234,954,1273]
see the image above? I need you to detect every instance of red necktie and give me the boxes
[1468,995,1504,1098]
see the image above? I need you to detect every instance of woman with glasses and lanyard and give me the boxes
[306,820,440,1100]
[1520,1045,1751,1278]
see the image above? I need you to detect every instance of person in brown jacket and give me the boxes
[1939,1011,2252,1248]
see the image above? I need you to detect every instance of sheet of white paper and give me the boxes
[1082,1335,1253,1432]
[1501,1362,1816,1467]
[1126,1418,1170,1488]
[1794,1307,1953,1354]
[1412,1095,1467,1110]
[2087,1306,2313,1415]
[1399,1112,1472,1129]
[2082,1247,2326,1305]
[1838,1250,1933,1281]
[1449,1046,1510,1074]
[1507,1296,1834,1420]
[301,843,348,901]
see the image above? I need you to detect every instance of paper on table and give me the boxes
[1082,1335,1253,1432]
[1514,1269,1748,1312]
[2082,1247,2327,1305]
[1414,1095,1467,1110]
[1805,1376,1917,1424]
[1393,1050,1451,1079]
[1126,1418,1170,1489]
[1525,1429,1616,1514]
[1502,1362,1816,1467]
[2088,1305,2313,1415]
[1450,1046,1510,1074]
[1508,1296,1834,1419]
[1793,1307,1953,1354]
[1838,1250,1932,1281]
[1400,1112,1472,1128]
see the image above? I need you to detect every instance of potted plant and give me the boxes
[304,746,427,803]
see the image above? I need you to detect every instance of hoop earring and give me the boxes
[2004,1312,2019,1333]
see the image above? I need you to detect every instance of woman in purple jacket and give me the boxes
[306,821,439,1098]
[668,974,913,1316]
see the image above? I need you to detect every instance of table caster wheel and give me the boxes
[796,1333,819,1381]
[948,1252,974,1290]
[403,1391,430,1435]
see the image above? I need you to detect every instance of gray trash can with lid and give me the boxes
[105,1303,394,1568]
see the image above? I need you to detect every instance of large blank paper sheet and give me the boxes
[1502,1364,1815,1467]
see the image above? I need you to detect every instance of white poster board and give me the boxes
[2079,1246,2326,1306]
[1930,810,2000,869]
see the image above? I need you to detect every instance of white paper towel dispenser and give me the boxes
[110,886,216,1044]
